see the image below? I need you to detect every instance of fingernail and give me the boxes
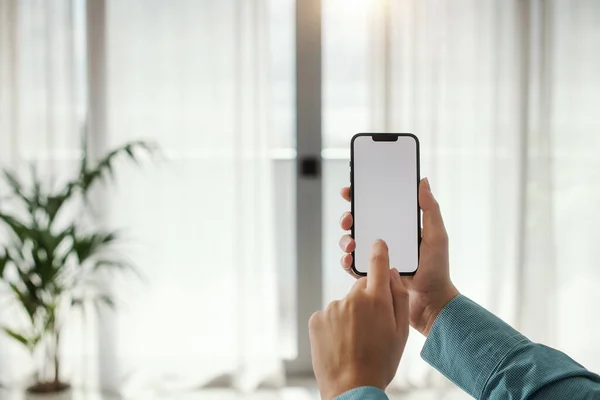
[391,268,400,280]
[423,177,431,193]
[339,212,348,225]
[342,236,352,250]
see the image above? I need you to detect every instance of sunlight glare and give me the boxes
[326,0,377,19]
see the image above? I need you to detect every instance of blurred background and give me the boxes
[1,0,599,399]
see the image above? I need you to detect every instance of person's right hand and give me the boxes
[338,177,459,336]
[309,240,409,400]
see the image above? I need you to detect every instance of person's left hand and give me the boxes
[308,240,409,400]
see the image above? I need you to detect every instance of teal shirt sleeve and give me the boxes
[421,295,600,399]
[334,387,388,400]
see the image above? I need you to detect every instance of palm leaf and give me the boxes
[0,218,70,288]
[8,282,39,323]
[50,140,156,223]
[71,293,116,317]
[0,250,10,277]
[71,231,120,265]
[0,211,31,244]
[93,258,132,271]
[80,128,89,177]
[96,294,115,309]
[36,227,71,263]
[1,327,42,353]
[34,255,60,290]
[29,164,44,214]
[0,217,65,273]
[95,258,142,282]
[3,168,46,219]
[4,240,27,270]
[80,141,155,192]
[1,327,33,350]
[46,194,69,225]
[3,170,29,204]
[93,294,117,315]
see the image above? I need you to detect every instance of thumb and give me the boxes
[389,268,409,333]
[419,178,447,242]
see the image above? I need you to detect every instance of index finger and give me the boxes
[340,187,351,202]
[367,239,391,291]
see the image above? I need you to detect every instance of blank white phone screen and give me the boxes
[352,135,419,274]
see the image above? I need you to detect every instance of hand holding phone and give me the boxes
[340,166,460,336]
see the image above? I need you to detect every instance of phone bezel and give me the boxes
[349,132,421,277]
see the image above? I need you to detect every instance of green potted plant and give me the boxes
[0,136,155,399]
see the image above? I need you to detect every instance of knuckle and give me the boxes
[348,286,366,301]
[346,296,362,315]
[339,298,350,312]
[351,277,367,291]
[326,300,340,313]
[396,286,409,300]
[371,291,388,304]
[353,291,380,310]
[308,311,322,331]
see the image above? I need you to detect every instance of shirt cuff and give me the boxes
[334,386,388,400]
[420,295,528,398]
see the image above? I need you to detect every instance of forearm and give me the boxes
[531,376,600,399]
[485,342,600,399]
[422,295,600,399]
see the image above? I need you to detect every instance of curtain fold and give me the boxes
[1,0,281,394]
[0,0,86,387]
[103,0,281,395]
[549,0,600,370]
[361,0,600,390]
[0,0,18,165]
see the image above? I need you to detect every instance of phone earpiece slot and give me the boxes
[371,134,399,142]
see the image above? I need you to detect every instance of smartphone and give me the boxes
[350,133,420,276]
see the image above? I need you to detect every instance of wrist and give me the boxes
[320,370,386,400]
[416,286,460,336]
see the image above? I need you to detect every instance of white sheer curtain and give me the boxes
[324,0,600,392]
[0,0,86,386]
[102,0,281,395]
[1,0,282,394]
[4,0,600,397]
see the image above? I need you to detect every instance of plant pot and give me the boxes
[25,384,72,400]
[25,389,72,400]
